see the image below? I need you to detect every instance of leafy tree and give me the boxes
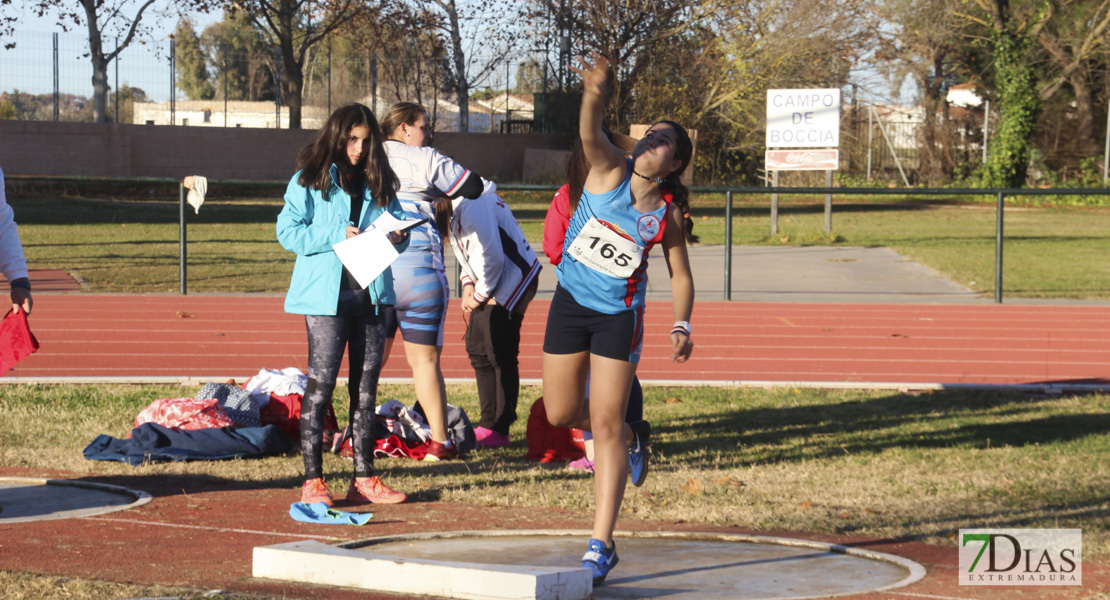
[515,57,547,93]
[109,85,148,123]
[200,10,274,101]
[174,19,215,100]
[957,0,1053,187]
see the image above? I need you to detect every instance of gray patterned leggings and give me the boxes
[302,289,386,480]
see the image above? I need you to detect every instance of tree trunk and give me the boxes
[445,0,468,131]
[983,28,1039,187]
[1067,69,1098,157]
[82,0,109,123]
[286,65,304,129]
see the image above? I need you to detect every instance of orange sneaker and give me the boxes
[345,476,407,505]
[300,477,334,507]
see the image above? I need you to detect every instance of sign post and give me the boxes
[765,89,841,234]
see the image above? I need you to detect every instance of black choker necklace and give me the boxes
[632,169,664,184]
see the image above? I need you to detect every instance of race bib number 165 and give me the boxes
[567,218,645,279]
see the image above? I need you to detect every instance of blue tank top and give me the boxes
[556,161,670,314]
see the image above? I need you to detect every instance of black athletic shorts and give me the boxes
[543,285,644,363]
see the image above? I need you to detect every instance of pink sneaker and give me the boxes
[567,456,595,472]
[476,429,510,448]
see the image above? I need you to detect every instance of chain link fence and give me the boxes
[0,29,535,133]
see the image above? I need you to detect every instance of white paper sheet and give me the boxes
[367,212,428,234]
[332,231,401,289]
[332,214,425,289]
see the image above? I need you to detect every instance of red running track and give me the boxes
[3,294,1109,389]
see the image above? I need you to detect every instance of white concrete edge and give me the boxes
[320,528,926,597]
[0,476,152,524]
[1,376,1106,394]
[253,539,592,600]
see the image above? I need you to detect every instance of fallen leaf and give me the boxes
[716,476,745,488]
[800,501,812,511]
[665,397,682,404]
[640,490,653,499]
[176,311,195,318]
[213,332,225,337]
[864,508,882,515]
[682,478,702,495]
[838,510,851,518]
[891,333,908,338]
[224,379,236,385]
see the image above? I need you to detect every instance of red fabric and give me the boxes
[338,434,430,460]
[542,184,571,266]
[134,397,235,431]
[258,392,338,442]
[0,307,40,376]
[525,397,586,463]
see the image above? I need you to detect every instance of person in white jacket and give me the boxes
[440,180,541,447]
[0,167,32,315]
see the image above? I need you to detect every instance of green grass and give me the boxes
[8,189,1110,298]
[2,383,1107,560]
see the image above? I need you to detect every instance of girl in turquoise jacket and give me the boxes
[277,103,411,507]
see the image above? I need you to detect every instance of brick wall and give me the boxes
[0,120,573,182]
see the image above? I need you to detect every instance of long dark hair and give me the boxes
[565,129,637,214]
[653,120,698,244]
[296,103,397,206]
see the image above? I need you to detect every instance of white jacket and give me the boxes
[0,167,29,283]
[449,188,541,313]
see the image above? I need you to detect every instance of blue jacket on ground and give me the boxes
[277,165,409,315]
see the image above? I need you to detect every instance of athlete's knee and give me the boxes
[544,397,580,427]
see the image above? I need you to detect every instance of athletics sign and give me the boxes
[766,89,840,149]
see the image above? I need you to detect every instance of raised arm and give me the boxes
[570,52,627,193]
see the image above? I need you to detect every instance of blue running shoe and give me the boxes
[628,420,651,487]
[581,538,619,584]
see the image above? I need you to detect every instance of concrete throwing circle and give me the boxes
[0,477,151,523]
[344,529,926,600]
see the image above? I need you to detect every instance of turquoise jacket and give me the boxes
[277,165,410,315]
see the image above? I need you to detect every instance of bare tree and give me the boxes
[1035,0,1110,158]
[411,0,529,131]
[3,0,220,122]
[232,0,381,128]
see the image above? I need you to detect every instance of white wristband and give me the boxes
[671,321,691,337]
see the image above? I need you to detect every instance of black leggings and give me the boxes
[301,290,386,480]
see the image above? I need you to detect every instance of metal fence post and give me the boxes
[180,182,187,295]
[371,52,378,114]
[824,170,833,233]
[170,40,176,126]
[223,46,228,127]
[114,36,119,123]
[724,190,733,300]
[274,48,281,129]
[52,33,59,121]
[771,170,779,235]
[995,191,1004,304]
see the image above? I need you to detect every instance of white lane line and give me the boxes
[82,516,349,541]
